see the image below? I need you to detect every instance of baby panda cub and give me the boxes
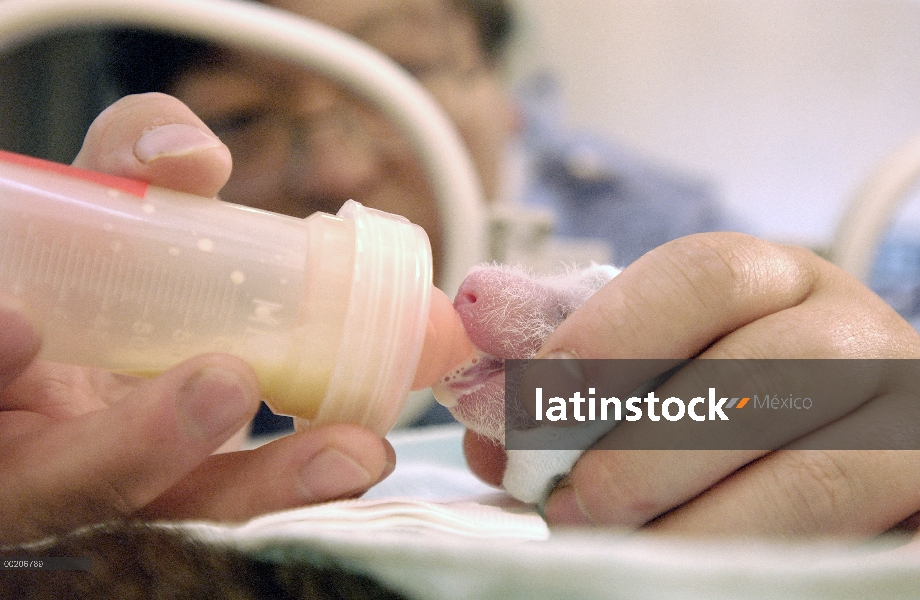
[433,263,620,503]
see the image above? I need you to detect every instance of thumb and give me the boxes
[73,93,232,198]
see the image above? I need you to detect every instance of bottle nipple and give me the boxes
[411,286,477,390]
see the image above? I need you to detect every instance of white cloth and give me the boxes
[503,418,615,505]
[190,426,920,600]
[174,496,548,543]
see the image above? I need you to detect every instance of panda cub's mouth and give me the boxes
[431,351,504,408]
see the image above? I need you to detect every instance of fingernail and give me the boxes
[134,123,222,164]
[543,349,580,363]
[546,349,585,385]
[380,442,397,482]
[544,483,593,527]
[298,448,374,501]
[177,367,256,441]
[522,350,585,414]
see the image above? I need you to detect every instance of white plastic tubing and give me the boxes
[832,131,920,283]
[0,0,487,293]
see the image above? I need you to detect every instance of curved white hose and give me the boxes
[0,0,487,293]
[832,131,920,282]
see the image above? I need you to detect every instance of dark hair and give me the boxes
[1,522,409,599]
[106,0,514,96]
[105,31,214,96]
[452,0,514,63]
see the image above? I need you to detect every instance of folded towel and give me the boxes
[504,417,616,505]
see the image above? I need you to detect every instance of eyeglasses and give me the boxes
[202,64,489,177]
[205,100,387,175]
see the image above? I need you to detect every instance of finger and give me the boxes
[573,357,905,474]
[547,401,920,532]
[0,353,259,543]
[2,361,137,418]
[544,373,919,531]
[73,93,232,197]
[541,362,871,528]
[647,450,920,538]
[544,448,758,528]
[541,234,920,529]
[140,424,396,521]
[534,233,822,361]
[0,292,41,390]
[651,385,918,536]
[463,428,506,488]
[701,251,919,360]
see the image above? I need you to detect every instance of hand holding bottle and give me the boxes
[0,93,396,544]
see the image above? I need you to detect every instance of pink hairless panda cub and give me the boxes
[432,263,620,504]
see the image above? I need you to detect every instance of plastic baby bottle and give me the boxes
[0,150,467,435]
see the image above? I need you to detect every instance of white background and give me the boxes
[510,0,920,248]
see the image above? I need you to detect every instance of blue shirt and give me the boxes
[516,74,727,266]
[870,233,920,330]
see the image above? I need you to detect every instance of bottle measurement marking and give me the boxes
[0,224,243,331]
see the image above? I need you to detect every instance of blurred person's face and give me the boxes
[170,0,518,281]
